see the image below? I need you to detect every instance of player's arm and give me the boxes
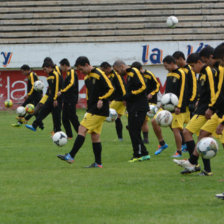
[207,67,216,107]
[147,71,160,96]
[116,73,126,96]
[130,68,146,95]
[98,72,114,100]
[189,69,197,102]
[53,71,60,101]
[27,72,35,96]
[61,70,75,93]
[177,70,186,109]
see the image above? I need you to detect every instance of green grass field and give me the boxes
[0,109,224,224]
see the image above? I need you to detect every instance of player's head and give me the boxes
[199,45,215,67]
[75,56,91,74]
[113,60,127,76]
[163,55,177,72]
[20,64,31,76]
[213,43,224,66]
[59,58,70,72]
[187,53,204,73]
[131,61,144,73]
[172,51,186,67]
[100,61,112,75]
[42,60,54,74]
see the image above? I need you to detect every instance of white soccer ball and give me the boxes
[166,16,178,28]
[155,110,173,127]
[106,108,118,122]
[34,80,44,91]
[147,105,158,118]
[196,137,218,159]
[52,131,68,147]
[161,93,179,112]
[16,106,26,116]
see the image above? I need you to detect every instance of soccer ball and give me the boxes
[25,104,35,114]
[166,16,178,28]
[16,106,26,116]
[34,80,44,91]
[147,105,158,118]
[155,110,173,127]
[106,108,118,122]
[161,93,178,112]
[4,99,13,108]
[52,131,68,147]
[196,137,218,159]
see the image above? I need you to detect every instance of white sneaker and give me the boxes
[216,193,224,200]
[173,159,196,171]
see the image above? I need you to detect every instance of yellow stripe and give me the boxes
[167,73,180,79]
[213,66,224,106]
[148,70,160,96]
[177,69,185,108]
[131,67,146,95]
[89,73,100,80]
[53,71,59,100]
[98,69,114,100]
[189,65,197,102]
[47,76,55,80]
[55,65,61,76]
[40,94,48,104]
[27,72,34,96]
[144,74,152,80]
[206,66,216,107]
[114,70,126,96]
[61,69,75,93]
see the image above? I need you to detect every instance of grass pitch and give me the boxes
[0,109,224,224]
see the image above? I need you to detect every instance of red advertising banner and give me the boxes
[0,70,87,110]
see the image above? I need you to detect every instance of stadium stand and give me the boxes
[0,0,224,44]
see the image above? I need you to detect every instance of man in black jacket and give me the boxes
[57,56,114,168]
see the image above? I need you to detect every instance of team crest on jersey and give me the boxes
[92,78,96,84]
[173,77,177,83]
[127,76,131,82]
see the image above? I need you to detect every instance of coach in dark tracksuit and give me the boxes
[26,60,62,132]
[113,60,150,162]
[58,58,80,138]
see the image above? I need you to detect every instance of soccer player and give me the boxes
[25,60,63,132]
[163,55,188,158]
[113,60,150,162]
[131,61,160,144]
[57,56,114,168]
[173,52,218,175]
[173,51,197,152]
[12,65,43,127]
[100,61,126,141]
[57,58,80,139]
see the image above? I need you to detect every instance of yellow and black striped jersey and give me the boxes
[27,72,40,96]
[85,67,114,116]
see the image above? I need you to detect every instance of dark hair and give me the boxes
[42,60,54,68]
[44,57,54,63]
[187,53,202,64]
[199,45,214,58]
[100,61,111,69]
[163,55,176,64]
[60,58,70,67]
[131,61,142,70]
[172,51,185,60]
[75,56,90,67]
[213,43,224,59]
[20,64,30,71]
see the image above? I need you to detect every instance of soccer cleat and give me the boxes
[172,151,182,158]
[11,122,22,127]
[16,116,26,123]
[128,157,140,163]
[181,144,187,153]
[180,164,201,175]
[198,170,213,176]
[85,162,103,168]
[118,138,123,142]
[139,155,151,161]
[57,153,74,164]
[25,124,36,131]
[51,131,55,136]
[173,159,196,171]
[155,143,168,155]
[216,193,224,200]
